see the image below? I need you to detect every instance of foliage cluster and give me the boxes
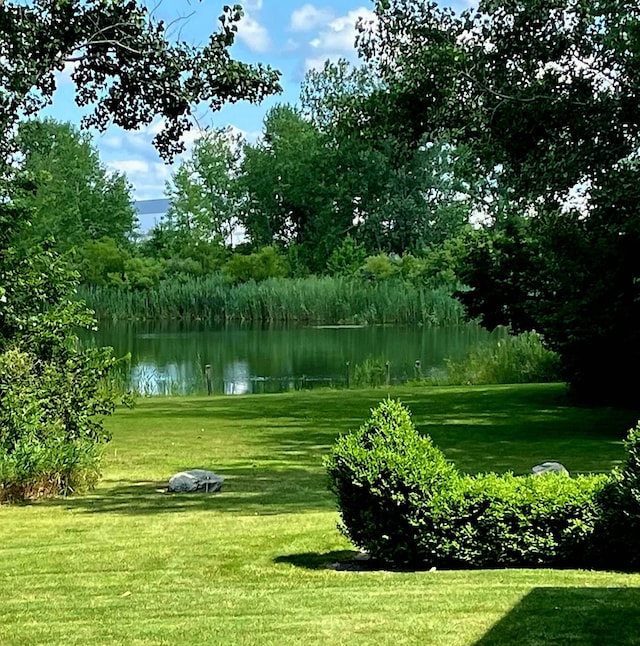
[347,0,640,404]
[326,399,640,570]
[222,246,289,284]
[143,99,477,277]
[0,346,105,500]
[1,1,280,159]
[0,209,123,502]
[442,331,561,385]
[351,356,388,388]
[14,119,137,254]
[80,237,467,300]
[238,105,477,273]
[592,426,640,571]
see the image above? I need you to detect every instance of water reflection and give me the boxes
[223,361,251,395]
[87,322,505,396]
[130,362,197,396]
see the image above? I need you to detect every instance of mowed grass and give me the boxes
[1,383,640,646]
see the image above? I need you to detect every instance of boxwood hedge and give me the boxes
[325,399,639,570]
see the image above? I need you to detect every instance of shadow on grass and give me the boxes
[273,550,394,572]
[58,384,638,515]
[125,385,639,476]
[474,587,640,645]
[218,385,638,475]
[274,550,364,570]
[274,550,419,572]
[275,552,640,644]
[42,466,335,516]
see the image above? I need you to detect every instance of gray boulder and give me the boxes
[168,469,224,493]
[531,461,569,476]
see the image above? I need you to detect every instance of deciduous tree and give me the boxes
[165,128,244,248]
[15,118,136,252]
[356,0,640,402]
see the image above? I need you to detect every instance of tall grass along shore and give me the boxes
[78,275,466,325]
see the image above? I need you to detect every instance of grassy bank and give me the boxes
[78,275,466,324]
[1,384,639,645]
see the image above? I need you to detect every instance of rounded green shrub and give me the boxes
[326,398,619,569]
[591,423,640,571]
[325,398,458,566]
[436,472,607,568]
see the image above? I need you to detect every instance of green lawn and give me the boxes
[1,384,639,645]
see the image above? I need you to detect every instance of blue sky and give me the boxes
[45,0,471,203]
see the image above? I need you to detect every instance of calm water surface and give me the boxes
[87,321,504,395]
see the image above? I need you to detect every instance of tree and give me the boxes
[299,58,382,138]
[357,0,640,205]
[355,0,640,403]
[165,128,244,248]
[15,118,136,252]
[300,58,480,257]
[0,1,280,160]
[241,105,354,272]
[241,99,476,271]
[0,1,281,499]
[355,138,478,255]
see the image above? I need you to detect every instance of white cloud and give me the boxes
[303,7,376,72]
[107,159,150,175]
[106,158,172,200]
[98,120,177,199]
[131,164,172,200]
[290,4,334,32]
[236,11,272,53]
[242,0,263,10]
[283,38,301,53]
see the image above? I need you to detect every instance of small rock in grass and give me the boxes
[167,469,224,493]
[531,461,569,476]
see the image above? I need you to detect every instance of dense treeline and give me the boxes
[14,115,471,324]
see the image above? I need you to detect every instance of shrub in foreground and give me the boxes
[325,399,618,569]
[590,423,640,571]
[325,399,458,565]
[441,472,606,568]
[0,346,116,502]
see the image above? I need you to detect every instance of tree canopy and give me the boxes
[14,118,136,251]
[0,0,280,161]
[357,0,640,202]
[351,0,640,402]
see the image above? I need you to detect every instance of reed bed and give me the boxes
[78,275,467,325]
[441,331,562,385]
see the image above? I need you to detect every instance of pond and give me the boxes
[85,321,504,395]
